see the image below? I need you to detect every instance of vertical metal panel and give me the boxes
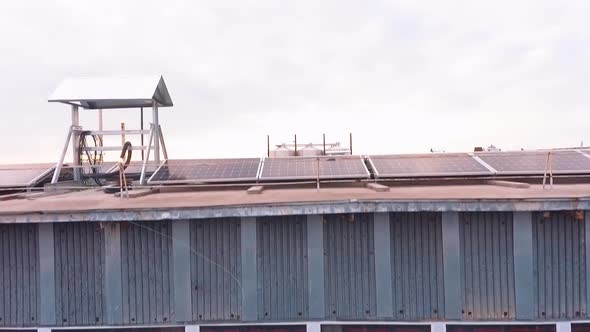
[324,213,376,319]
[120,221,174,325]
[257,215,308,320]
[460,212,516,320]
[307,214,325,319]
[38,223,55,326]
[104,222,122,325]
[241,217,257,321]
[390,212,445,320]
[0,223,39,327]
[533,211,587,319]
[442,211,461,320]
[172,220,192,323]
[190,217,241,321]
[54,222,104,326]
[586,211,590,318]
[374,212,393,318]
[513,211,535,320]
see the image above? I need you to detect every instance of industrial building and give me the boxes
[1,77,590,332]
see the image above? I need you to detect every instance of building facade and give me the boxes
[0,189,589,332]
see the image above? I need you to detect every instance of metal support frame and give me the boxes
[153,101,160,164]
[51,99,169,186]
[71,105,80,180]
[139,125,156,185]
[138,123,169,185]
[51,127,74,184]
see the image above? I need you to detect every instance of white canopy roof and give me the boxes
[48,75,173,109]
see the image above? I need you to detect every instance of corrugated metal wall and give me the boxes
[533,211,587,319]
[257,216,308,320]
[459,212,515,320]
[0,223,39,327]
[324,213,376,319]
[120,221,174,324]
[54,223,105,326]
[390,212,445,320]
[190,218,241,321]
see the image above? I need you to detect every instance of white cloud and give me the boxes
[0,0,588,163]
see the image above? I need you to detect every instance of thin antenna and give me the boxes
[323,133,326,155]
[294,134,297,155]
[267,135,270,157]
[349,132,353,155]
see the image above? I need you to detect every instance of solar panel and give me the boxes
[476,150,590,175]
[259,156,370,181]
[368,153,492,178]
[148,158,261,184]
[0,164,55,188]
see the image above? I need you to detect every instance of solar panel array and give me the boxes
[149,158,261,184]
[4,150,590,188]
[476,150,590,175]
[0,164,55,188]
[259,156,370,181]
[369,153,492,178]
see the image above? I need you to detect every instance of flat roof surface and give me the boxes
[1,182,590,217]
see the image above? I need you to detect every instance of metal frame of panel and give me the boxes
[259,156,370,181]
[148,158,262,184]
[368,153,493,178]
[0,164,55,189]
[476,150,590,176]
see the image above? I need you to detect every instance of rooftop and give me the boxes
[1,180,589,223]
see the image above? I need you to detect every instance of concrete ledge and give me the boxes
[366,183,390,192]
[247,185,264,194]
[486,180,531,189]
[114,187,160,198]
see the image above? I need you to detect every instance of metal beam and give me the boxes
[172,220,192,322]
[153,100,160,163]
[307,214,325,318]
[513,211,535,320]
[103,222,123,325]
[374,212,393,318]
[241,216,257,321]
[442,211,462,319]
[38,223,56,325]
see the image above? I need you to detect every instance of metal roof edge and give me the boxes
[1,198,589,224]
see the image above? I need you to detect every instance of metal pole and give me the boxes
[152,100,160,163]
[323,133,326,155]
[294,134,297,155]
[349,132,353,155]
[120,123,126,146]
[98,109,103,162]
[140,107,144,161]
[71,105,80,181]
[316,157,320,190]
[267,135,270,157]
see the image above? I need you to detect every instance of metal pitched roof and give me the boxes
[48,75,173,109]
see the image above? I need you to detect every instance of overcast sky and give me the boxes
[0,0,588,163]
